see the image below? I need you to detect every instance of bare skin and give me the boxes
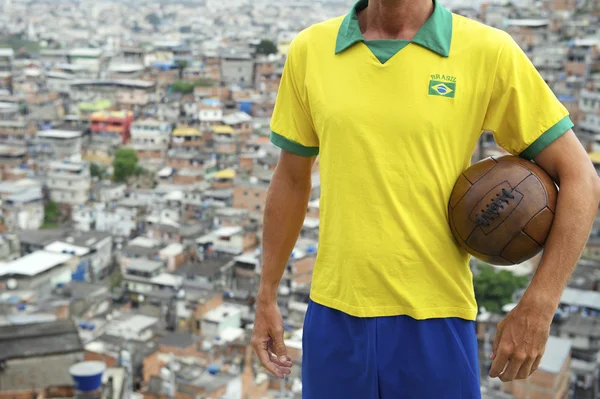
[251,151,315,378]
[252,0,600,383]
[489,130,600,381]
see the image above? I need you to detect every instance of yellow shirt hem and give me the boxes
[310,292,478,321]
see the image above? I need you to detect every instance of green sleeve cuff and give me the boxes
[270,131,319,157]
[520,115,574,161]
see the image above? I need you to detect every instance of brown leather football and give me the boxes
[448,155,557,265]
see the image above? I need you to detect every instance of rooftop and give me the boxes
[0,250,73,277]
[0,320,82,360]
[36,129,82,139]
[157,332,198,348]
[126,259,164,274]
[0,179,41,194]
[49,161,87,172]
[176,257,232,279]
[560,314,600,337]
[505,18,550,27]
[234,253,259,266]
[44,241,91,257]
[202,304,242,323]
[223,112,252,125]
[105,314,158,337]
[214,169,236,179]
[173,127,202,137]
[108,64,145,73]
[160,243,185,257]
[71,79,155,89]
[150,273,183,287]
[561,287,600,310]
[70,48,103,57]
[17,229,110,248]
[212,125,236,135]
[128,236,161,248]
[538,336,571,374]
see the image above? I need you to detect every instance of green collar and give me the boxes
[335,0,453,57]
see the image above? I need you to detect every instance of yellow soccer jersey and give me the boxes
[270,0,573,319]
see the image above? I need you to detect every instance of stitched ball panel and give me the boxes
[448,155,558,266]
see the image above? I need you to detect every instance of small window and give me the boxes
[255,205,261,211]
[255,193,260,198]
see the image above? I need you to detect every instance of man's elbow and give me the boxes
[580,165,600,206]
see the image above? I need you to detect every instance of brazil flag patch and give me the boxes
[428,80,456,98]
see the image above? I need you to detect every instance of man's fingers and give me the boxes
[490,325,503,360]
[489,346,510,378]
[271,328,289,363]
[515,356,536,380]
[500,353,525,381]
[267,342,293,368]
[252,339,285,378]
[270,352,293,368]
[530,355,543,374]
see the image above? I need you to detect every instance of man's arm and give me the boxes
[489,130,600,381]
[251,150,315,378]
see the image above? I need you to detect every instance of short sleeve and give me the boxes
[482,34,573,160]
[270,36,319,157]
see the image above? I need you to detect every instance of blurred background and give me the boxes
[0,0,598,398]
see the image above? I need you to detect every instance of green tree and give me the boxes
[473,262,529,314]
[113,148,139,183]
[109,270,123,291]
[90,162,106,178]
[256,39,278,55]
[146,13,161,27]
[193,78,214,87]
[175,60,188,80]
[42,200,59,228]
[172,80,194,94]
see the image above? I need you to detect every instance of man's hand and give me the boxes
[489,301,553,381]
[251,298,293,379]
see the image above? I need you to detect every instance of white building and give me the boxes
[72,204,96,232]
[0,48,14,72]
[220,50,254,86]
[199,103,223,123]
[47,161,91,205]
[0,179,44,231]
[580,90,600,114]
[0,234,19,262]
[0,250,76,295]
[95,203,138,238]
[201,304,242,340]
[92,182,126,202]
[69,48,104,74]
[46,71,75,94]
[44,237,112,282]
[34,130,83,165]
[130,119,172,163]
[197,226,246,255]
[579,109,600,152]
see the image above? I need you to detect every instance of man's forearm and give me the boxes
[521,175,600,314]
[258,172,312,302]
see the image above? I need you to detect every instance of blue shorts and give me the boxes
[301,300,481,399]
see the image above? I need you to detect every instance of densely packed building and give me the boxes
[0,0,598,398]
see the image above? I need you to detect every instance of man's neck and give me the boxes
[358,0,434,41]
